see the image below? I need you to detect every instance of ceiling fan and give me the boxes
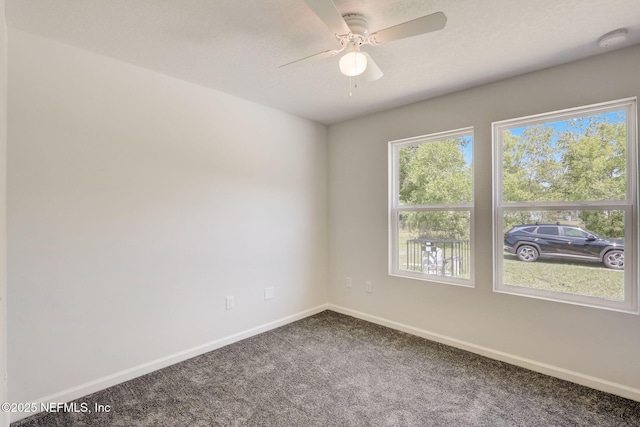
[280,0,447,82]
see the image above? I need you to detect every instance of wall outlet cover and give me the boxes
[265,287,275,300]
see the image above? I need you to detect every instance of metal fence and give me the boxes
[406,238,470,277]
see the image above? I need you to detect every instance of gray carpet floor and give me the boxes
[12,310,640,426]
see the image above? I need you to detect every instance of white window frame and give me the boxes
[389,127,474,287]
[492,98,638,313]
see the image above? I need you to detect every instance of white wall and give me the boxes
[7,28,328,412]
[0,1,8,425]
[328,45,640,396]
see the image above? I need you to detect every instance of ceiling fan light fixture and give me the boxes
[339,51,367,76]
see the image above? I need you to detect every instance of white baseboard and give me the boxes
[328,304,640,403]
[11,303,330,423]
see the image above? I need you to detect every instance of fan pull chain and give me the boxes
[348,75,359,97]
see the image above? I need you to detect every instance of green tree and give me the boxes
[399,139,471,239]
[558,118,626,237]
[501,114,627,237]
[501,126,563,229]
[502,125,563,203]
[558,119,625,201]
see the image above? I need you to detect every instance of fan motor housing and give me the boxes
[343,14,369,37]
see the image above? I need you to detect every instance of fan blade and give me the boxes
[369,11,446,45]
[279,49,338,68]
[361,52,383,82]
[303,0,351,35]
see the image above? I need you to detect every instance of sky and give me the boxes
[508,110,626,138]
[439,109,625,168]
[501,109,627,164]
[460,135,473,166]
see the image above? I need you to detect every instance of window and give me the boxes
[537,226,559,236]
[389,128,473,286]
[563,227,588,239]
[493,98,638,313]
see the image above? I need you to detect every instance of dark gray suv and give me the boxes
[504,224,624,270]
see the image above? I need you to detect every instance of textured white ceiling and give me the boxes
[5,0,640,124]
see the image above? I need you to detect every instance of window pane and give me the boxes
[563,227,588,238]
[398,211,470,279]
[502,110,627,203]
[502,209,625,301]
[398,136,472,204]
[537,226,558,235]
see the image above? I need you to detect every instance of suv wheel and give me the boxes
[603,250,624,270]
[516,245,539,262]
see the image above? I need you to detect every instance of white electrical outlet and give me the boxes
[346,277,353,288]
[225,296,234,310]
[265,287,275,300]
[366,281,373,293]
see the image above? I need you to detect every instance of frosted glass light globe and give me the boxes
[339,51,367,77]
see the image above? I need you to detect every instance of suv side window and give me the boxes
[563,227,588,238]
[537,226,559,235]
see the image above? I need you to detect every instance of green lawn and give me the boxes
[503,255,624,301]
